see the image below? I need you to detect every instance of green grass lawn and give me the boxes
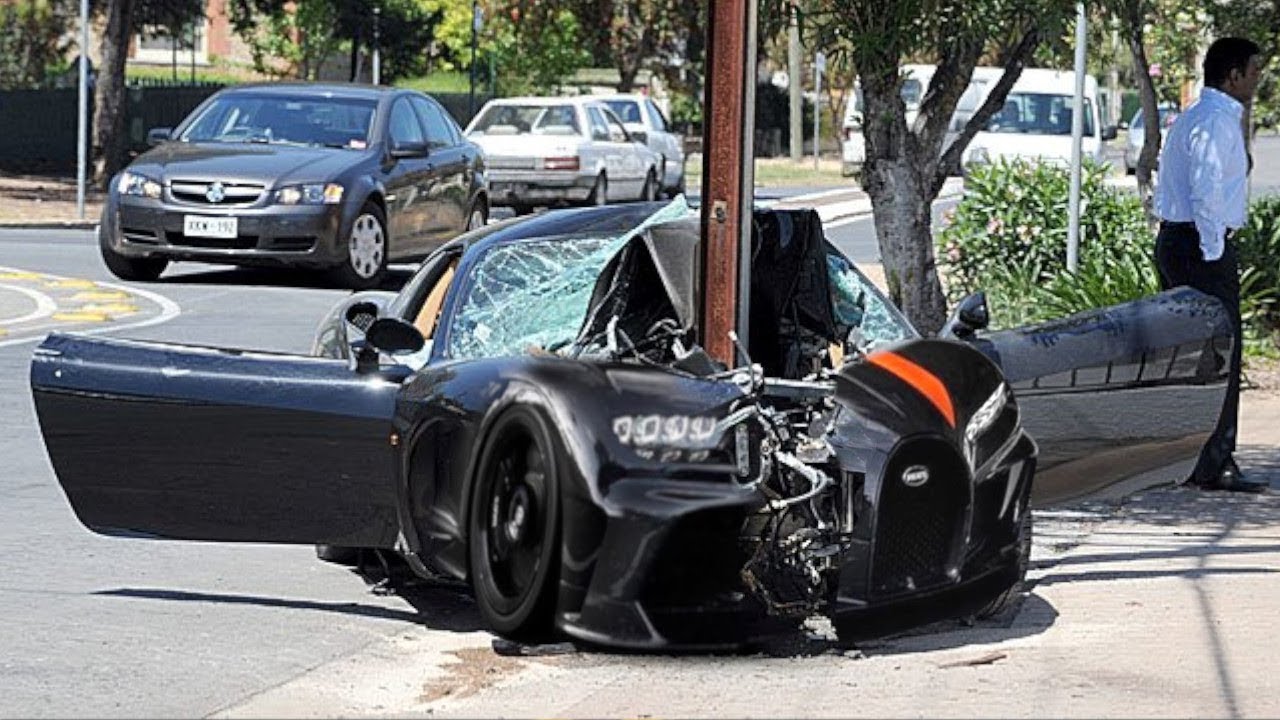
[397,72,474,94]
[684,156,854,188]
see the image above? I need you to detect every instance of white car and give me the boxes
[598,94,686,197]
[962,68,1118,172]
[465,96,660,214]
[1123,104,1179,174]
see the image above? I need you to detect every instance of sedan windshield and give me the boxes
[179,94,377,148]
[469,104,582,136]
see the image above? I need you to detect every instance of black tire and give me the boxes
[639,170,658,202]
[99,218,167,281]
[465,200,489,231]
[468,406,562,640]
[975,510,1033,619]
[330,201,388,289]
[315,544,362,566]
[666,171,687,199]
[585,173,608,206]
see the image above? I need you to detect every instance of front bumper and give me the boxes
[105,197,348,269]
[488,170,596,207]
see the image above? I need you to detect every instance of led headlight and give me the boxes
[276,183,344,205]
[117,171,161,199]
[612,414,742,467]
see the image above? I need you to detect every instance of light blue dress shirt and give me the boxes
[1153,87,1249,261]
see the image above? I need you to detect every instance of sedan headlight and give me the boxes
[117,171,161,199]
[275,183,344,205]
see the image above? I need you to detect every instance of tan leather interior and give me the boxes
[413,260,457,340]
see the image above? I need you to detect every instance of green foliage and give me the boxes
[1236,195,1280,354]
[484,6,591,95]
[0,0,73,90]
[397,71,473,94]
[937,158,1159,328]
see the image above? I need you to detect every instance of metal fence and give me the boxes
[0,85,492,173]
[0,82,223,172]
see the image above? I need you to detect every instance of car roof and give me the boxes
[217,82,404,101]
[484,95,602,107]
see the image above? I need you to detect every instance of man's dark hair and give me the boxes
[1204,37,1261,87]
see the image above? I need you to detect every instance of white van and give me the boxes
[961,67,1116,171]
[840,64,935,177]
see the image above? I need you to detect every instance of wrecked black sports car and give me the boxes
[31,199,1231,648]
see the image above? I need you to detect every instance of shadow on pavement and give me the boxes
[94,580,485,634]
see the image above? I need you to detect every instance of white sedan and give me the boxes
[465,97,660,214]
[599,94,686,197]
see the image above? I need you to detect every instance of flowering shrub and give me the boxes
[937,158,1159,328]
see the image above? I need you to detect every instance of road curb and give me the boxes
[0,222,97,231]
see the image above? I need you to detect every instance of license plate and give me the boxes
[183,215,238,239]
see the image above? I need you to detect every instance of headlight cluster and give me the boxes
[275,183,344,205]
[612,414,726,463]
[117,171,161,199]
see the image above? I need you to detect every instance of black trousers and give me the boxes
[1154,223,1241,480]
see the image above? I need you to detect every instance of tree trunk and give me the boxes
[1126,20,1160,221]
[93,0,135,188]
[860,70,949,334]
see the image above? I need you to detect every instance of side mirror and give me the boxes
[629,128,649,144]
[147,127,172,146]
[940,291,990,340]
[1101,125,1119,141]
[366,317,425,355]
[389,140,429,159]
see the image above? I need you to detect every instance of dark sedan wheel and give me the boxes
[100,221,168,282]
[468,406,562,640]
[331,202,387,289]
[586,173,608,206]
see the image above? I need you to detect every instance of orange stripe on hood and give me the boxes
[866,350,956,428]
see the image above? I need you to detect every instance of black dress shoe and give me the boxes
[1201,462,1269,493]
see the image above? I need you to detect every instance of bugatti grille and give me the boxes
[870,439,968,598]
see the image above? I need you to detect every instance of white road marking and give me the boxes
[0,283,58,326]
[0,266,182,349]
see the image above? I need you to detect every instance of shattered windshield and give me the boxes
[445,199,692,361]
[446,235,630,360]
[827,253,916,348]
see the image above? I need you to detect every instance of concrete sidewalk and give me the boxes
[212,388,1280,719]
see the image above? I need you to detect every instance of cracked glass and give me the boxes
[827,253,915,348]
[446,199,691,361]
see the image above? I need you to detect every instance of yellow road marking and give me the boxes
[0,271,42,281]
[45,279,98,289]
[70,290,130,302]
[52,311,112,323]
[0,328,7,337]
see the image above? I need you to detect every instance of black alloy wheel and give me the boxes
[974,509,1033,619]
[468,406,562,639]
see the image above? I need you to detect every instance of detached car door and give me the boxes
[30,333,405,547]
[968,287,1233,504]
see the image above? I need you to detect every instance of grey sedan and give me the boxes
[100,83,489,288]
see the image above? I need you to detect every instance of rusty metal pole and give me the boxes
[700,0,757,366]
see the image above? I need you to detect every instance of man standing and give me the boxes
[1154,36,1266,492]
